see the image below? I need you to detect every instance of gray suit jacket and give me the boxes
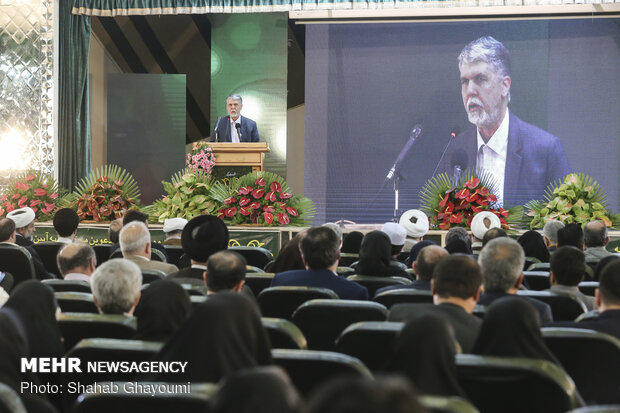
[124,255,178,276]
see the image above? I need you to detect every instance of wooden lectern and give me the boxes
[206,142,270,172]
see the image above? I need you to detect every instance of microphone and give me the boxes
[431,128,459,178]
[386,125,422,181]
[213,117,221,142]
[450,148,468,188]
[235,123,242,140]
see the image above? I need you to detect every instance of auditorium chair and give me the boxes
[346,275,412,297]
[58,313,137,351]
[338,253,359,267]
[419,395,480,413]
[0,243,36,286]
[566,406,620,413]
[578,281,598,297]
[244,273,274,296]
[455,354,583,413]
[141,269,165,284]
[257,286,338,320]
[523,256,541,272]
[109,248,166,262]
[162,245,184,267]
[472,305,488,319]
[517,290,587,321]
[336,266,356,276]
[229,246,274,270]
[374,288,433,308]
[71,382,216,413]
[190,295,206,310]
[335,321,403,371]
[261,317,308,350]
[55,292,99,314]
[0,382,27,413]
[245,265,264,273]
[523,271,551,291]
[93,244,111,266]
[42,279,91,293]
[291,299,388,350]
[272,349,372,396]
[32,241,64,277]
[542,327,620,404]
[526,262,550,272]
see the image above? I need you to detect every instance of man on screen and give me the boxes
[436,36,571,207]
[212,94,259,142]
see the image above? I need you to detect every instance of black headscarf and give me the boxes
[445,239,472,255]
[134,280,191,342]
[353,231,407,277]
[342,231,364,254]
[4,280,64,358]
[265,233,306,274]
[518,230,550,263]
[387,314,466,398]
[211,366,301,413]
[148,292,272,383]
[472,296,559,364]
[0,308,33,392]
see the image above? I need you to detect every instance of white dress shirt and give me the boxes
[476,110,509,207]
[230,117,241,143]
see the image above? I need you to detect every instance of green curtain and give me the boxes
[59,0,92,191]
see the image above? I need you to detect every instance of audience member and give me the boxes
[478,237,553,322]
[0,216,51,280]
[211,366,301,413]
[557,223,584,250]
[381,222,408,269]
[322,223,343,249]
[404,240,436,268]
[552,260,620,339]
[481,227,507,247]
[444,238,472,255]
[206,251,247,294]
[341,231,364,254]
[583,220,613,260]
[53,208,80,244]
[108,218,123,244]
[399,209,429,253]
[133,280,191,342]
[389,255,482,352]
[304,376,428,413]
[377,245,448,294]
[162,217,187,246]
[352,231,408,278]
[7,207,36,247]
[518,230,550,264]
[56,241,95,283]
[594,255,620,281]
[271,226,368,300]
[109,209,169,260]
[0,309,37,393]
[387,314,466,398]
[92,258,142,315]
[265,231,307,273]
[147,292,272,383]
[542,220,565,252]
[445,227,472,251]
[470,211,501,254]
[546,246,596,310]
[473,296,560,365]
[120,221,178,275]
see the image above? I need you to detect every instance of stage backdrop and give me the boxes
[305,18,620,224]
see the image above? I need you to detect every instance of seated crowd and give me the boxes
[0,206,618,413]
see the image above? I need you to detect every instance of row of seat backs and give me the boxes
[523,270,599,295]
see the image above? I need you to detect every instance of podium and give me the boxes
[206,142,270,180]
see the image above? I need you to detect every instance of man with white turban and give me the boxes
[470,211,502,254]
[399,209,430,252]
[4,209,53,279]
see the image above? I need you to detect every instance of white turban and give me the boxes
[163,217,188,233]
[7,207,35,228]
[382,222,407,246]
[399,209,429,238]
[471,211,501,240]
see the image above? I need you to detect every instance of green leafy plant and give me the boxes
[524,173,620,229]
[0,170,61,221]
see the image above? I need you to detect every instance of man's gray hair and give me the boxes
[584,220,608,248]
[321,223,343,247]
[459,36,511,102]
[120,221,150,255]
[92,258,142,314]
[478,237,524,293]
[542,220,565,244]
[226,94,243,104]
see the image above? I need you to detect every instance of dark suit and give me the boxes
[16,235,53,280]
[551,309,620,340]
[212,116,259,143]
[389,302,482,353]
[436,111,571,207]
[479,292,554,323]
[271,269,369,300]
[375,279,431,296]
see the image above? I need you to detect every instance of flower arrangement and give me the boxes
[67,165,141,222]
[148,169,219,222]
[186,142,216,174]
[211,171,315,226]
[524,173,620,229]
[420,171,521,230]
[0,170,59,220]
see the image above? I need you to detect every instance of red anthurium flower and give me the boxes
[439,219,451,230]
[276,202,287,210]
[466,193,479,203]
[18,196,27,207]
[263,206,275,213]
[263,212,274,224]
[450,212,463,224]
[239,197,251,206]
[270,181,282,193]
[286,207,298,217]
[250,202,261,209]
[238,186,250,195]
[476,198,489,206]
[11,194,20,200]
[224,196,236,205]
[277,212,290,225]
[5,204,15,213]
[455,189,470,200]
[225,207,237,217]
[239,207,252,216]
[487,194,498,203]
[255,177,267,187]
[438,193,450,208]
[114,179,123,187]
[30,199,42,207]
[217,209,226,219]
[0,207,4,216]
[0,195,5,202]
[465,177,480,189]
[264,191,276,202]
[279,192,292,199]
[24,174,35,181]
[498,208,509,217]
[14,182,30,191]
[471,204,483,213]
[33,188,47,197]
[252,188,265,199]
[444,202,455,214]
[500,218,508,227]
[466,216,473,227]
[476,187,489,196]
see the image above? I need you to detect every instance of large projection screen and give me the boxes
[305,18,619,224]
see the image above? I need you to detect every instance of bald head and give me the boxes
[120,221,151,258]
[57,242,96,276]
[415,245,449,281]
[584,220,608,248]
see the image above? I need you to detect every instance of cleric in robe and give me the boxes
[211,94,260,142]
[435,36,571,207]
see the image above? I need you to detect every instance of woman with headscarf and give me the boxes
[147,292,272,383]
[518,230,550,265]
[341,231,364,254]
[265,232,306,274]
[133,280,191,342]
[472,296,559,365]
[352,231,408,278]
[387,314,466,398]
